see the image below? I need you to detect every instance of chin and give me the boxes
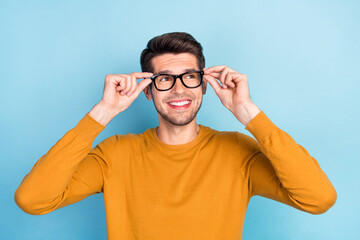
[159,112,196,126]
[153,95,203,126]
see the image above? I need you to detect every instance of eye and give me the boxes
[184,73,197,79]
[158,76,172,82]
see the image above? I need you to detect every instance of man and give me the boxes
[15,32,337,239]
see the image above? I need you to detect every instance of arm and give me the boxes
[244,111,337,214]
[14,112,108,215]
[14,72,153,215]
[204,65,336,214]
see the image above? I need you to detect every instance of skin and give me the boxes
[143,53,207,144]
[89,53,261,145]
[203,65,261,126]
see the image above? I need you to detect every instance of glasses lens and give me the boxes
[182,72,201,87]
[154,75,174,90]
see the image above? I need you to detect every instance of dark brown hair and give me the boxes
[140,32,205,73]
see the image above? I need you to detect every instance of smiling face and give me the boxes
[144,53,207,126]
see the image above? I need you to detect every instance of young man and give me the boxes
[15,32,337,239]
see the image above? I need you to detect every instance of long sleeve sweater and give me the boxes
[14,111,337,240]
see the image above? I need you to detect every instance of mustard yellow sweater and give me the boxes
[15,111,337,240]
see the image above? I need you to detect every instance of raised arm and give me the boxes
[243,111,337,214]
[204,65,336,214]
[14,113,107,214]
[14,72,153,214]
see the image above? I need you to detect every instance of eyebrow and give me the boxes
[156,68,197,75]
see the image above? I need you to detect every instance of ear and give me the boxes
[143,85,152,100]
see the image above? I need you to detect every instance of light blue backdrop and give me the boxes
[1,0,359,239]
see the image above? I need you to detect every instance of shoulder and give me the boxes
[105,128,155,148]
[93,131,142,150]
[203,125,259,152]
[90,131,147,164]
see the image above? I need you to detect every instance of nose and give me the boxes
[171,77,186,93]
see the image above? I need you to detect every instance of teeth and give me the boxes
[169,101,190,106]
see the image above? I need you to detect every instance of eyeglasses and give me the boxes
[149,70,204,91]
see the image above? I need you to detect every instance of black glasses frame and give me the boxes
[149,70,204,91]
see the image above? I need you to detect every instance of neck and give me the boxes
[157,117,200,145]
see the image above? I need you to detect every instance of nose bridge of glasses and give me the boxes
[172,74,187,90]
[174,73,185,81]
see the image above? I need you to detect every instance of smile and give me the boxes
[167,99,192,109]
[169,100,190,106]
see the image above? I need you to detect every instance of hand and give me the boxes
[89,72,153,125]
[203,65,260,126]
[100,72,153,113]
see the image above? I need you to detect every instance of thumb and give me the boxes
[204,75,222,96]
[132,78,152,99]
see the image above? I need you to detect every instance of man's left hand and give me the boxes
[203,65,261,126]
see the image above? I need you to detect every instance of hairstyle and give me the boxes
[140,32,205,74]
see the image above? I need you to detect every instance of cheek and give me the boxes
[195,91,203,103]
[152,92,166,106]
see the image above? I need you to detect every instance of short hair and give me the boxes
[140,32,205,73]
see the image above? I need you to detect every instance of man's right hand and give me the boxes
[89,72,153,126]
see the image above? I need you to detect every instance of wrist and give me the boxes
[234,101,261,127]
[89,102,118,126]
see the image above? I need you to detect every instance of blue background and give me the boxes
[1,0,359,239]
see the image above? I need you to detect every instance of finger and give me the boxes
[204,66,237,76]
[114,77,126,92]
[204,73,225,88]
[203,75,222,95]
[124,75,134,96]
[209,72,221,79]
[224,72,236,88]
[117,76,128,95]
[204,65,226,74]
[122,76,132,96]
[132,78,152,98]
[204,67,229,88]
[106,74,124,90]
[219,68,230,88]
[115,81,124,91]
[127,74,137,96]
[132,72,154,79]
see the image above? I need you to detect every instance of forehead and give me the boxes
[151,53,198,74]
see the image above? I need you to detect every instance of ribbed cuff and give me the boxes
[245,111,278,143]
[71,112,106,142]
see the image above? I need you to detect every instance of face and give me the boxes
[144,53,207,126]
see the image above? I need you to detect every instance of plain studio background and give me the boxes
[1,0,359,239]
